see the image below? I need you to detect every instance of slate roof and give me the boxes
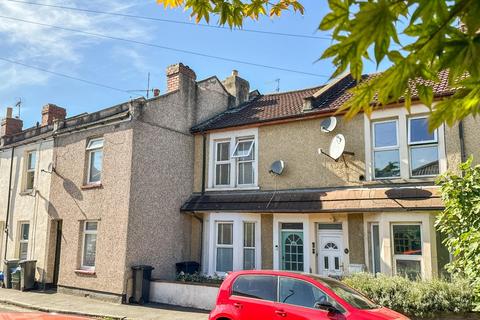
[191,70,455,133]
[181,186,443,213]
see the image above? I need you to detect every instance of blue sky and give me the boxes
[0,0,385,128]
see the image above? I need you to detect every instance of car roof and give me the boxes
[226,270,334,283]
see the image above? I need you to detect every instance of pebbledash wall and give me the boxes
[49,63,238,302]
[190,101,479,280]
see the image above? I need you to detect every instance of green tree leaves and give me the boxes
[436,157,480,309]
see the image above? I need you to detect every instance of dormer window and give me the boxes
[209,128,258,190]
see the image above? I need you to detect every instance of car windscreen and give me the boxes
[308,275,378,310]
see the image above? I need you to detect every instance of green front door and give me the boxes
[281,231,304,271]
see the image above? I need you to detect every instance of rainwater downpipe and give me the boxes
[201,132,207,194]
[458,120,467,163]
[4,146,15,261]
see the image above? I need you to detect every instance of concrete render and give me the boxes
[0,288,208,320]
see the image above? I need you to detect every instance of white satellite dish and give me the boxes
[329,134,346,160]
[318,134,355,161]
[269,160,285,175]
[320,116,337,133]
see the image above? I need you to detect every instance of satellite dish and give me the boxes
[269,160,285,175]
[320,116,337,133]
[329,134,346,160]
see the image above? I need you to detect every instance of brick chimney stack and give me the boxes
[166,63,197,93]
[41,104,66,126]
[0,107,23,137]
[222,70,250,108]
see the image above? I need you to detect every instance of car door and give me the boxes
[274,277,344,320]
[228,275,278,320]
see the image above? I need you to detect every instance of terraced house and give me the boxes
[182,72,480,281]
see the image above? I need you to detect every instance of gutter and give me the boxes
[458,120,467,163]
[3,146,15,260]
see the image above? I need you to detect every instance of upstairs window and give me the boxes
[215,141,231,186]
[408,117,439,177]
[233,139,255,186]
[210,129,258,189]
[372,120,400,179]
[25,151,36,191]
[86,138,104,184]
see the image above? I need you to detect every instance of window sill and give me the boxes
[74,269,96,275]
[19,190,35,196]
[206,186,260,192]
[81,183,103,190]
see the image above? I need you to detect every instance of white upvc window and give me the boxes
[81,221,98,270]
[408,116,439,177]
[364,106,446,181]
[209,128,258,189]
[391,223,423,280]
[18,222,30,260]
[86,138,104,184]
[24,151,36,191]
[206,213,261,275]
[372,120,400,179]
[215,222,234,273]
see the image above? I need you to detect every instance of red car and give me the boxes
[209,270,409,320]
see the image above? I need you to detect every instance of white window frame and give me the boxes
[24,150,37,191]
[242,221,257,270]
[86,138,104,185]
[391,223,423,278]
[235,138,255,187]
[372,119,401,180]
[370,222,381,274]
[208,128,259,190]
[215,221,234,273]
[18,222,30,260]
[204,212,261,276]
[213,140,232,187]
[407,116,439,178]
[364,105,447,181]
[81,220,98,270]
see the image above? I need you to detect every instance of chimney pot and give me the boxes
[232,70,239,76]
[41,104,66,126]
[166,63,197,93]
[6,107,13,119]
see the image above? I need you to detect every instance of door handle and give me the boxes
[233,302,242,309]
[275,310,287,317]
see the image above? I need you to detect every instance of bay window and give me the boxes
[372,120,400,179]
[408,117,439,177]
[392,224,422,280]
[208,213,260,275]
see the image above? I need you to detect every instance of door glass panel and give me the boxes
[232,275,277,301]
[334,257,340,270]
[324,256,329,269]
[282,232,304,271]
[281,223,303,230]
[372,224,381,274]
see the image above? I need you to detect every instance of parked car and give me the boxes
[209,270,409,320]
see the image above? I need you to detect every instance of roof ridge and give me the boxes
[261,84,325,97]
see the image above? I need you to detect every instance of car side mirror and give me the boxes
[315,301,339,314]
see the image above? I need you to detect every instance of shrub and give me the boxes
[343,273,476,318]
[176,271,223,285]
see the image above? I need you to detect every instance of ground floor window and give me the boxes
[81,221,98,270]
[392,224,422,279]
[18,222,30,260]
[208,213,260,275]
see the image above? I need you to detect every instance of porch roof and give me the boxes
[180,185,443,213]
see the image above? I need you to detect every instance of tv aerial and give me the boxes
[318,134,355,162]
[320,116,337,133]
[269,160,285,175]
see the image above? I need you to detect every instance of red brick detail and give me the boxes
[41,104,66,126]
[0,117,23,137]
[166,63,196,93]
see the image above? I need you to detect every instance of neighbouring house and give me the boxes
[0,104,66,286]
[45,63,246,302]
[182,71,480,281]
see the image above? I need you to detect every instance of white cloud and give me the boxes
[0,0,150,91]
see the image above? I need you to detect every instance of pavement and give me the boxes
[0,289,209,320]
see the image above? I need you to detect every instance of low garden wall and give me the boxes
[150,280,219,311]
